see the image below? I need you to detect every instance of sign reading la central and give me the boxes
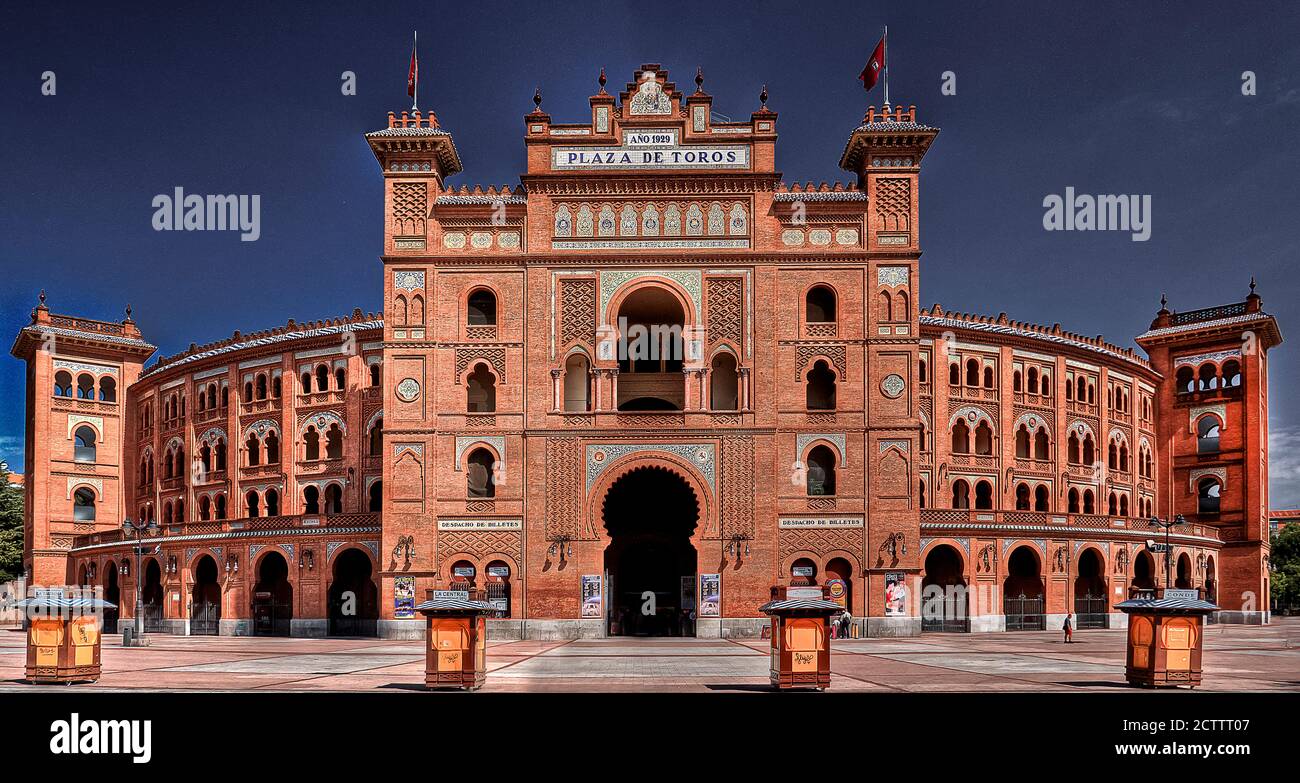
[552,128,750,170]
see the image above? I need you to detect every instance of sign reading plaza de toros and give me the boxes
[551,128,750,170]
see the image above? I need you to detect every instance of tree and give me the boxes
[1270,524,1300,614]
[0,463,23,582]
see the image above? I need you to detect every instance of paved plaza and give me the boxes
[3,619,1298,693]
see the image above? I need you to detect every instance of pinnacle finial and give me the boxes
[598,68,607,93]
[1160,292,1167,309]
[695,66,704,92]
[38,289,46,307]
[125,304,133,321]
[533,87,542,111]
[1250,276,1257,294]
[759,84,768,108]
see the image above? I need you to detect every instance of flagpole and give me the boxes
[412,30,419,112]
[883,25,890,108]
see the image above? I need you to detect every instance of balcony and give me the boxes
[919,509,1222,542]
[70,512,383,549]
[193,406,228,425]
[616,372,684,411]
[240,397,281,415]
[299,389,345,408]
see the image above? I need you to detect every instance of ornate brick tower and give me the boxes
[839,105,938,634]
[1137,281,1282,623]
[9,295,155,585]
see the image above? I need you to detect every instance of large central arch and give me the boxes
[601,465,700,637]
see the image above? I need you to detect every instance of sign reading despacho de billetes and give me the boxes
[436,519,523,531]
[552,144,750,170]
[778,516,865,529]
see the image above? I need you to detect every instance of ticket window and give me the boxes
[785,618,823,673]
[30,618,63,667]
[70,616,100,667]
[486,562,511,618]
[1162,618,1195,671]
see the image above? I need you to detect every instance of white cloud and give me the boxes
[1268,425,1300,510]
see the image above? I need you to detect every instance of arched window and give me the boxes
[246,434,261,466]
[952,479,970,509]
[324,483,343,514]
[948,363,960,386]
[563,354,591,412]
[951,420,971,454]
[983,366,994,388]
[1068,488,1080,513]
[73,487,96,521]
[214,493,227,520]
[710,353,739,411]
[215,438,227,470]
[200,442,212,473]
[300,371,311,395]
[805,445,836,496]
[466,363,497,413]
[1108,492,1118,516]
[303,486,320,514]
[1013,370,1023,392]
[264,431,279,464]
[1222,360,1241,387]
[1015,426,1030,458]
[369,417,383,456]
[974,480,993,510]
[974,421,993,455]
[1119,494,1129,516]
[1027,367,1039,394]
[54,371,73,397]
[1197,416,1220,454]
[253,374,266,400]
[1108,441,1118,470]
[370,363,381,387]
[919,358,928,384]
[1082,435,1095,465]
[1075,375,1088,401]
[76,374,95,400]
[73,426,96,463]
[965,359,979,387]
[1068,432,1081,464]
[919,479,927,509]
[304,426,320,461]
[1175,366,1194,394]
[1119,443,1129,472]
[99,376,117,402]
[335,367,346,391]
[369,481,383,512]
[805,360,836,410]
[467,448,496,498]
[877,290,893,323]
[1082,489,1095,514]
[198,495,211,521]
[325,424,343,459]
[468,289,498,326]
[315,365,329,393]
[1034,485,1049,512]
[1015,483,1031,510]
[265,488,280,516]
[1041,372,1051,396]
[1197,363,1218,391]
[245,380,255,401]
[1198,478,1221,515]
[805,286,836,323]
[246,490,260,518]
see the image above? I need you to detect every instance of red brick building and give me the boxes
[11,66,1281,638]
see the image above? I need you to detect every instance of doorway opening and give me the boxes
[602,466,699,637]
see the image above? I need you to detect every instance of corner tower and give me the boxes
[10,295,156,585]
[1136,282,1282,623]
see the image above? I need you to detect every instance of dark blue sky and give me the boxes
[2,1,1298,503]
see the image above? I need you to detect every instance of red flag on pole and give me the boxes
[859,35,885,92]
[407,37,418,100]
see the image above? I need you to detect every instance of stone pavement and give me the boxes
[2,618,1297,693]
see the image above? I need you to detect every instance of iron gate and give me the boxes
[191,602,221,635]
[1004,593,1045,631]
[253,600,291,637]
[102,607,119,634]
[921,592,970,633]
[143,603,165,633]
[1074,593,1108,629]
[328,615,377,637]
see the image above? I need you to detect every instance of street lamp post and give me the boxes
[1147,514,1187,589]
[121,516,159,646]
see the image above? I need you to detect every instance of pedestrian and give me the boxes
[1063,612,1073,643]
[839,608,851,639]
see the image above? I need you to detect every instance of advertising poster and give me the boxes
[699,573,721,617]
[393,576,416,619]
[884,572,908,616]
[680,575,696,612]
[581,575,602,618]
[826,577,848,608]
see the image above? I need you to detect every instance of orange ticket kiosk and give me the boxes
[759,586,843,691]
[1115,588,1217,688]
[19,591,116,684]
[415,590,496,691]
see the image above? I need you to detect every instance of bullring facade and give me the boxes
[11,65,1281,639]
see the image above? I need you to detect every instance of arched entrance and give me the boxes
[190,555,222,635]
[614,285,687,411]
[1175,553,1192,589]
[922,545,969,632]
[103,565,120,633]
[252,551,292,636]
[1003,546,1045,630]
[825,557,853,630]
[1074,548,1108,629]
[142,558,164,633]
[328,548,378,636]
[1133,550,1156,596]
[602,466,699,636]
